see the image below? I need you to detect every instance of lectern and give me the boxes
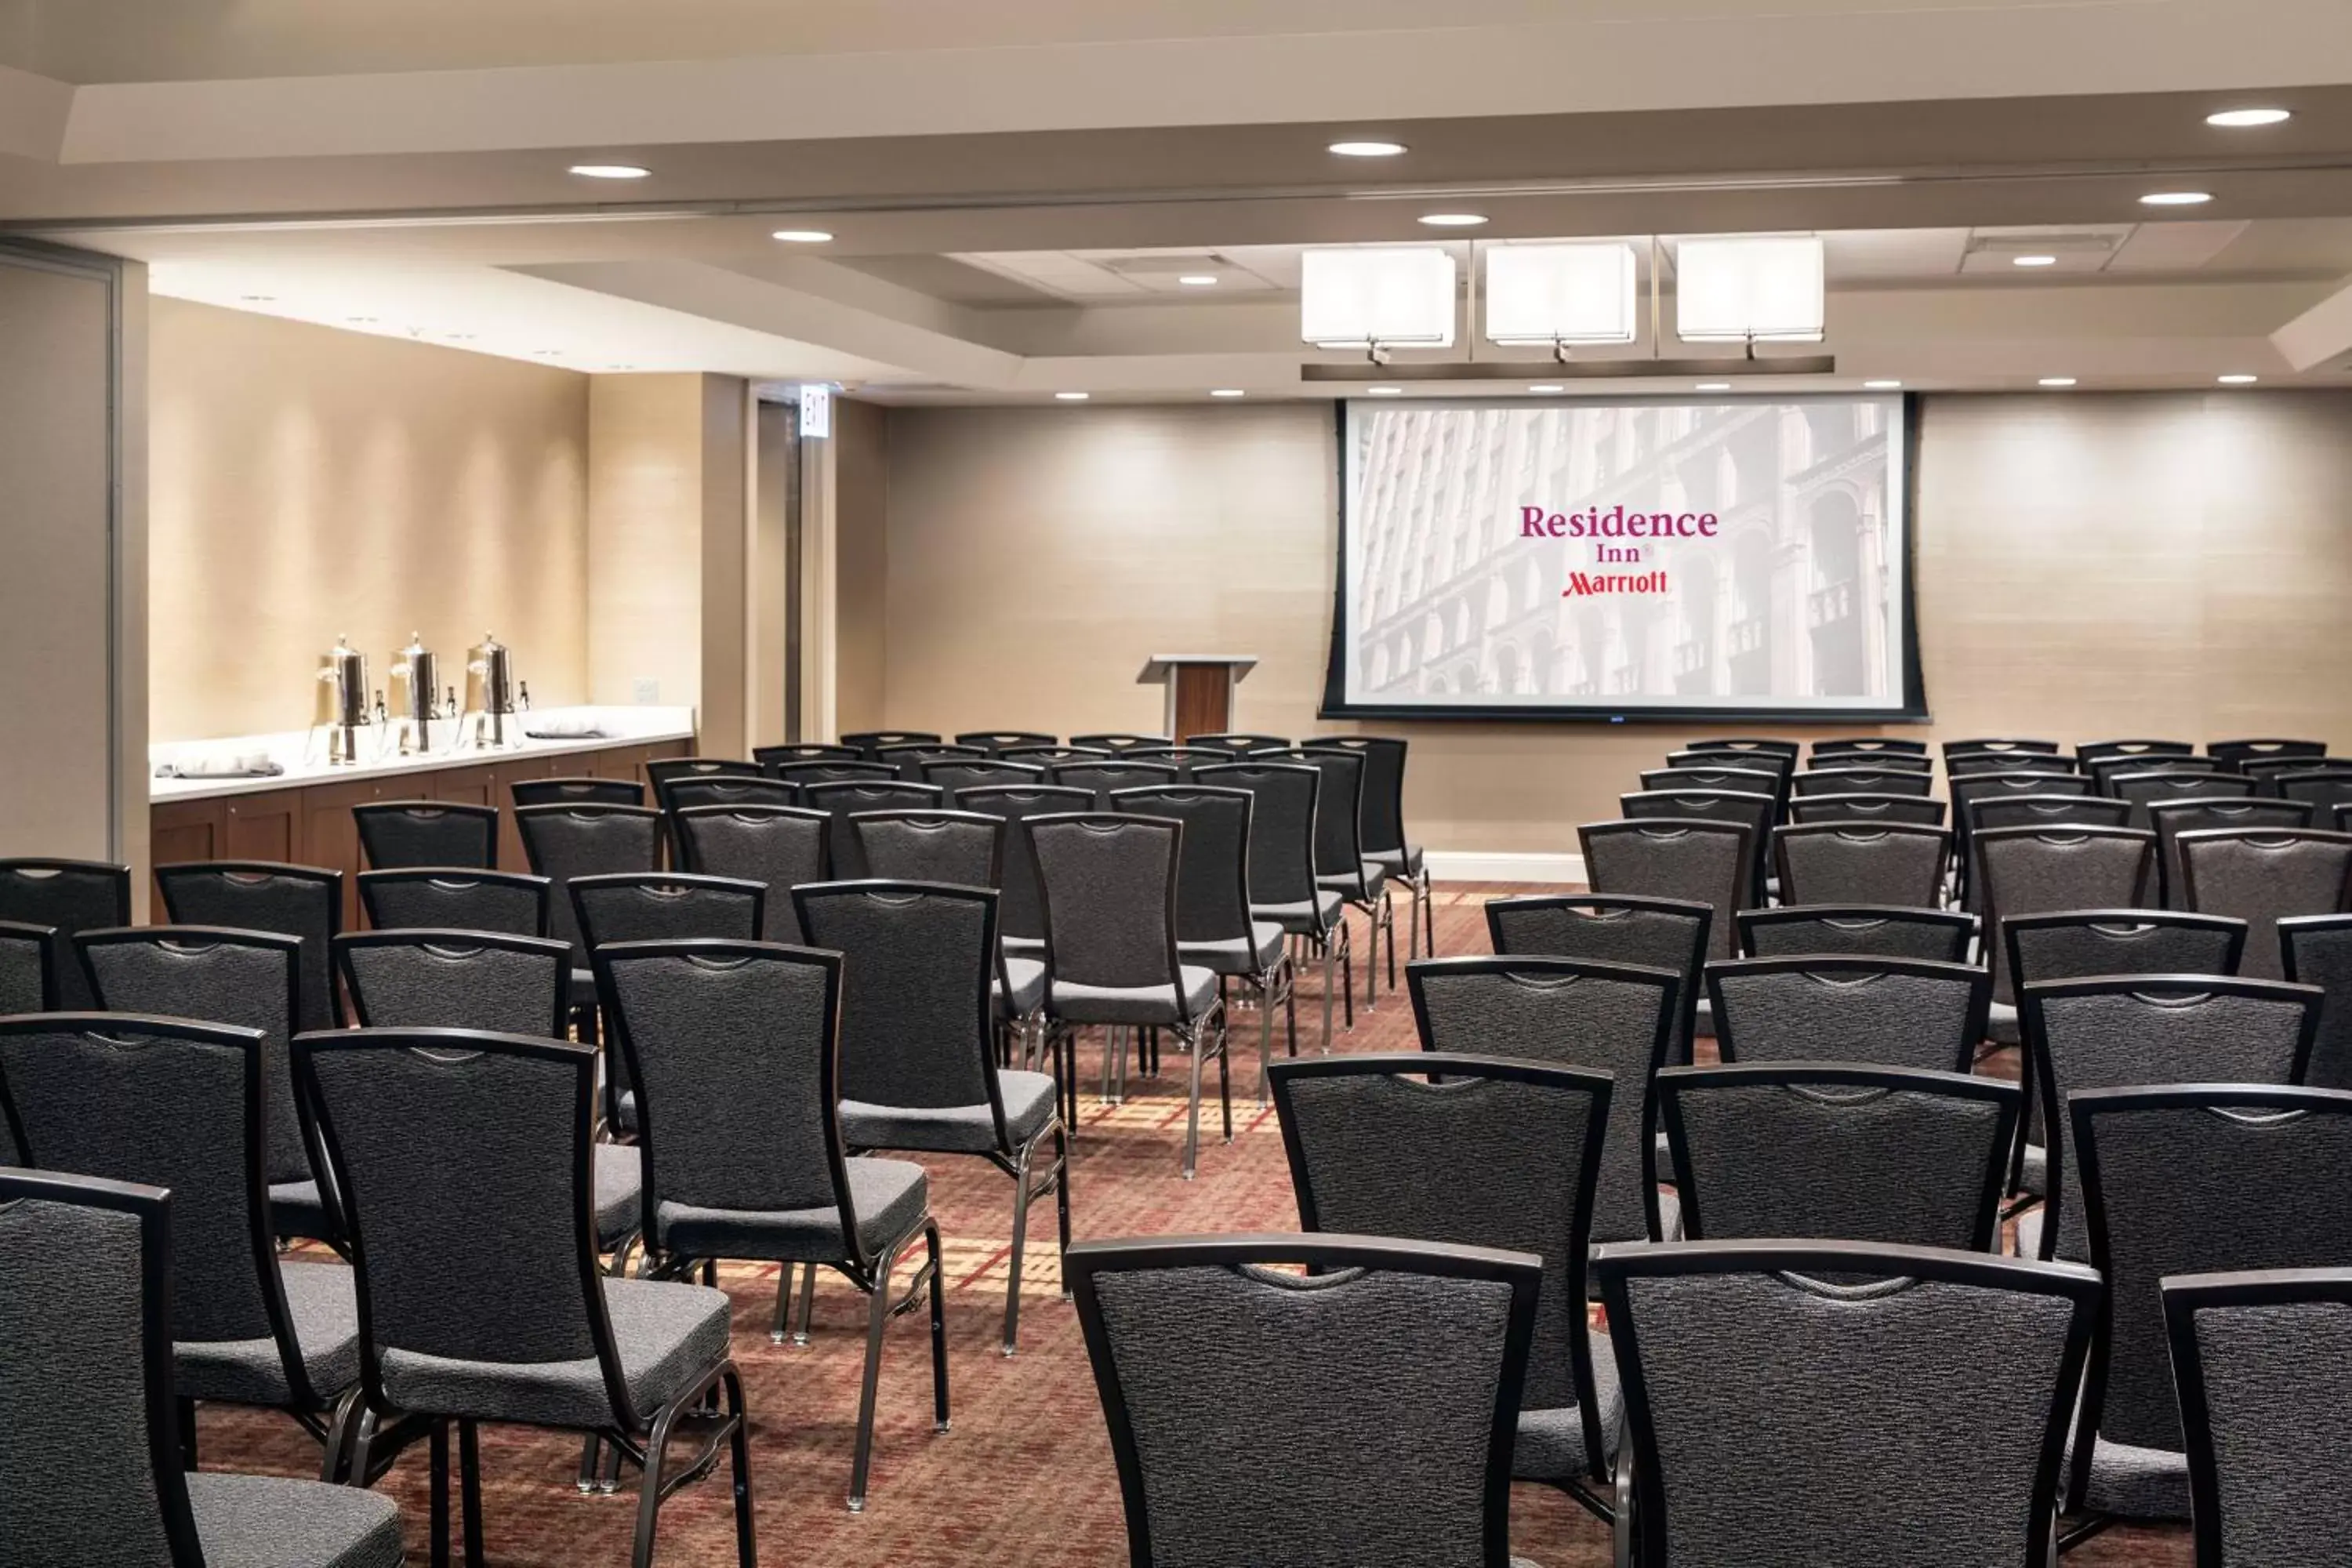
[1138,655,1258,740]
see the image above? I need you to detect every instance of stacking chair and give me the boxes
[1052,758,1180,808]
[1185,732,1290,757]
[2179,827,2352,979]
[877,743,985,781]
[655,775,799,816]
[1196,762,1352,1051]
[1070,1234,1540,1568]
[2282,913,2352,1089]
[1033,813,1230,1177]
[1790,765,1935,798]
[1408,955,1682,1244]
[646,757,761,793]
[2275,764,2352,812]
[294,1027,757,1559]
[2165,1265,2352,1566]
[515,801,663,1044]
[575,873,765,1136]
[956,730,1058,754]
[353,800,498,870]
[1683,737,1799,763]
[1271,1054,1621,1517]
[590,942,945,1511]
[1706,955,1991,1073]
[841,728,942,758]
[1595,1240,2099,1568]
[510,776,644,808]
[1771,822,1948,907]
[793,881,1068,1355]
[2238,755,2352,794]
[1113,785,1289,1103]
[1638,764,1780,799]
[1944,737,2063,759]
[1784,792,1947,828]
[2004,910,2247,992]
[1813,737,1931,762]
[921,757,1045,797]
[1067,732,1170,754]
[801,780,945,879]
[2019,975,2320,1262]
[1269,748,1395,1005]
[956,783,1094,956]
[2108,771,2250,826]
[358,868,550,937]
[1976,825,2157,1040]
[1578,818,1749,965]
[671,804,829,943]
[78,926,339,1247]
[753,742,861,771]
[849,810,1001,885]
[1971,795,2131,837]
[1484,893,1708,1065]
[1304,735,1435,960]
[0,1167,402,1566]
[2208,739,2328,768]
[768,760,895,793]
[1950,751,2080,778]
[1621,789,1773,907]
[0,857,128,1010]
[1735,904,1975,963]
[0,920,57,1018]
[1661,747,1792,815]
[0,1014,366,1475]
[2063,1083,2352,1533]
[1954,771,2096,907]
[1000,745,1110,768]
[1656,1063,2017,1250]
[2080,739,2198,771]
[153,862,344,1030]
[2087,757,2230,797]
[1127,746,1225,776]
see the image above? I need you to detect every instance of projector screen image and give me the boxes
[1329,395,1919,719]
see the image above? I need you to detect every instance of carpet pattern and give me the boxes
[198,884,2187,1566]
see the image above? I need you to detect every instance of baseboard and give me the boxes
[1425,851,1584,885]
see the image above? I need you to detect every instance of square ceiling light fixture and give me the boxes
[1484,242,1639,348]
[1675,235,1826,344]
[1300,246,1457,356]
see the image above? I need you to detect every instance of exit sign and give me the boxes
[799,383,833,438]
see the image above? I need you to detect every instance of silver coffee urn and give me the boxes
[314,636,376,764]
[464,632,526,749]
[388,632,448,755]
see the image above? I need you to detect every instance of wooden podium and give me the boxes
[1138,655,1258,740]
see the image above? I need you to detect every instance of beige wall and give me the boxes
[151,297,588,742]
[880,395,2352,855]
[834,396,891,735]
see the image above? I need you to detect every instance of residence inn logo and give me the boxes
[1520,504,1719,596]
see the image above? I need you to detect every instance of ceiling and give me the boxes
[9,2,2352,398]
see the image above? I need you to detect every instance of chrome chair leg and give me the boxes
[846,1241,904,1513]
[1319,935,1336,1053]
[1181,1022,1204,1178]
[770,1264,795,1345]
[1003,1137,1036,1356]
[1255,964,1276,1106]
[794,1262,816,1348]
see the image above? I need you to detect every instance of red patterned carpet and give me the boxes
[201,884,2188,1566]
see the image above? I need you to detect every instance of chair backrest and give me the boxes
[1784,792,1949,828]
[1734,904,1976,963]
[1771,822,1950,908]
[296,1029,634,1425]
[2164,1266,2352,1568]
[801,780,946,878]
[1578,819,1751,962]
[1069,1232,1538,1568]
[1272,1053,1612,1470]
[1657,1063,2017,1251]
[2179,828,2352,980]
[1976,826,2157,1002]
[671,804,829,944]
[1683,737,1800,761]
[1707,955,1991,1073]
[1185,732,1290,756]
[2208,739,2328,767]
[1068,732,1171,755]
[510,776,644,809]
[336,929,569,1037]
[1595,1240,2099,1568]
[1813,737,1931,760]
[955,730,1058,754]
[1790,766,1935,798]
[921,759,1047,797]
[753,742,861,771]
[1112,786,1254,946]
[769,760,896,791]
[1053,760,1181,808]
[2241,754,2352,789]
[571,873,764,953]
[1192,763,1320,911]
[1944,737,2062,758]
[2275,766,2352,812]
[793,882,1005,1134]
[1968,793,2133,837]
[2109,771,2252,828]
[152,861,343,1031]
[2021,975,2321,1261]
[877,743,984,780]
[2282,913,2352,1090]
[2071,1084,2352,1475]
[1662,748,1794,789]
[2003,909,2247,993]
[0,1016,303,1378]
[0,858,129,1011]
[1001,746,1112,768]
[655,775,800,816]
[353,800,498,871]
[2079,738,2198,768]
[0,920,57,1018]
[841,728,942,758]
[78,926,312,1188]
[953,784,1094,941]
[593,942,858,1259]
[1264,749,1370,891]
[1031,814,1183,991]
[1408,955,1681,1243]
[1948,752,2079,778]
[1620,789,1773,905]
[848,810,1004,888]
[0,1167,204,1568]
[645,757,762,791]
[1638,764,1781,798]
[356,868,550,938]
[1302,736,1411,858]
[513,804,664,962]
[1483,893,1708,1062]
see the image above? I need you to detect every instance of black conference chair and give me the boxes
[0,857,129,1011]
[357,867,550,938]
[353,800,499,870]
[152,861,345,1030]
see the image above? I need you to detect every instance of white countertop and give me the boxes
[150,706,698,803]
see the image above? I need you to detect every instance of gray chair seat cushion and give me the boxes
[269,1180,335,1244]
[842,1069,1058,1156]
[657,1156,928,1263]
[2018,1206,2044,1259]
[380,1276,731,1430]
[2020,1142,2047,1200]
[1051,965,1218,1025]
[2069,1434,2189,1519]
[179,1261,360,1406]
[993,955,1047,1018]
[1693,997,1714,1040]
[1179,920,1284,975]
[187,1471,405,1568]
[1513,1330,1624,1482]
[1987,999,2021,1046]
[1317,865,1389,901]
[1368,844,1425,877]
[596,1142,643,1249]
[1252,891,1345,934]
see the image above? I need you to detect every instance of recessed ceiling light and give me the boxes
[1178,274,1220,287]
[771,229,834,243]
[2218,373,2259,384]
[1418,212,1487,227]
[2013,254,2060,267]
[2140,191,2213,206]
[1529,383,1566,394]
[1695,382,1733,392]
[568,164,650,180]
[2207,108,2291,128]
[2039,376,2078,387]
[1054,391,1090,401]
[1864,379,1903,390]
[1368,386,1405,396]
[1329,140,1407,158]
[1209,389,1247,398]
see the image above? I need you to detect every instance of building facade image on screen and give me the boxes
[1338,397,1911,715]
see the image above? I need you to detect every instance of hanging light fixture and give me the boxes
[1299,246,1457,360]
[1483,243,1639,352]
[1675,235,1827,347]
